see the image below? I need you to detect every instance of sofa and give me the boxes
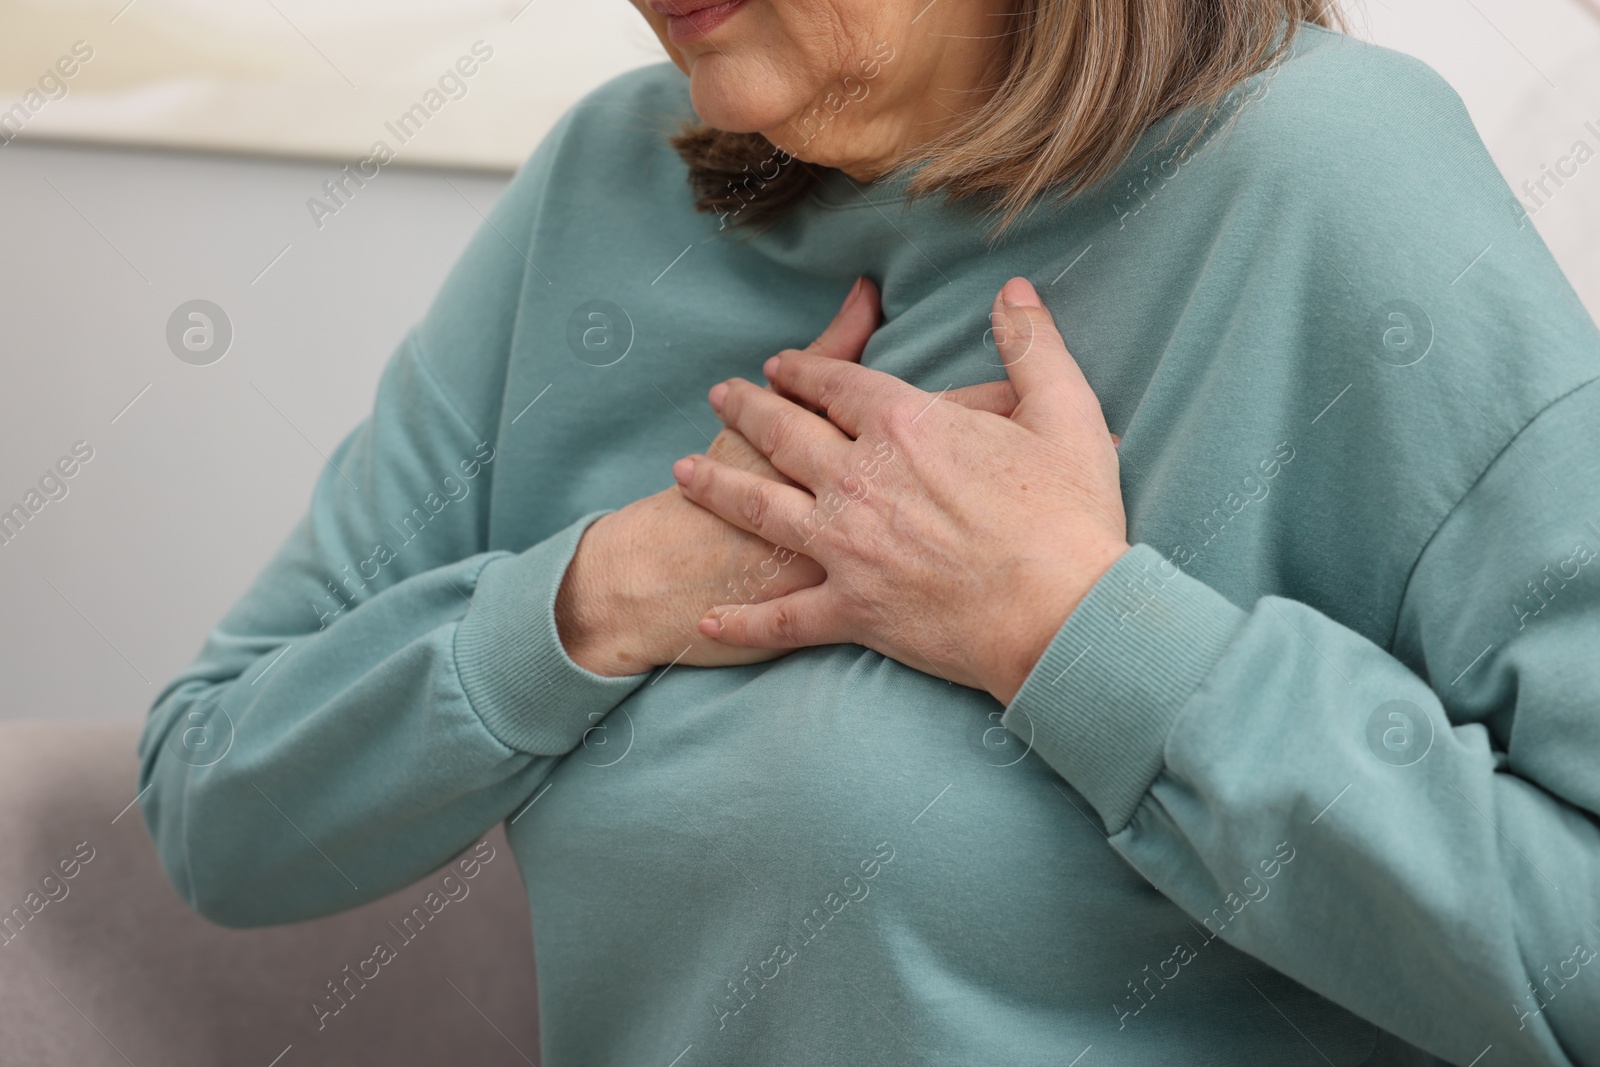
[0,719,541,1066]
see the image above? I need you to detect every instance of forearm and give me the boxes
[140,517,651,927]
[1005,543,1600,1065]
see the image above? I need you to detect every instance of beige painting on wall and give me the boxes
[0,0,669,170]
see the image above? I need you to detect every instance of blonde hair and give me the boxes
[673,1,1343,233]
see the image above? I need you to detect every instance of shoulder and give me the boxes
[1214,24,1485,191]
[1115,27,1600,543]
[1265,23,1465,113]
[1114,26,1515,267]
[411,63,692,417]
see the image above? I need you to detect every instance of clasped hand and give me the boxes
[555,278,1022,679]
[673,276,1130,704]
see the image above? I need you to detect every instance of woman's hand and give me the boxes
[556,277,1021,677]
[671,277,1130,704]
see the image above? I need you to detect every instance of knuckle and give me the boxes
[760,408,796,458]
[770,349,806,383]
[743,479,772,529]
[707,427,755,467]
[723,378,753,416]
[1006,318,1039,361]
[719,605,746,638]
[875,397,921,442]
[767,602,802,644]
[1005,308,1057,357]
[687,458,718,497]
[814,364,849,412]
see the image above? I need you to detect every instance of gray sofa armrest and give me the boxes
[0,719,540,1067]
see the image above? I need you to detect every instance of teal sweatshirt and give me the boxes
[140,24,1600,1066]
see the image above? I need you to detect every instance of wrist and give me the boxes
[555,512,648,677]
[983,538,1130,705]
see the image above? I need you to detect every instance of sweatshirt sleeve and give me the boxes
[1001,374,1600,1065]
[137,111,652,929]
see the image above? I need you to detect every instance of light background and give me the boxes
[0,0,666,167]
[0,1,1597,722]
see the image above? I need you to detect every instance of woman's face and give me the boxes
[630,0,1012,178]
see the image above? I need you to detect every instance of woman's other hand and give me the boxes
[672,276,1130,703]
[555,279,879,675]
[557,277,1023,677]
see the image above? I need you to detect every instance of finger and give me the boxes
[993,277,1111,436]
[944,380,1018,418]
[701,585,842,650]
[762,351,920,439]
[804,277,881,363]
[991,277,1076,399]
[710,377,851,486]
[703,426,790,486]
[673,453,819,552]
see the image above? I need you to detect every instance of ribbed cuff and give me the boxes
[454,512,651,754]
[1001,543,1248,833]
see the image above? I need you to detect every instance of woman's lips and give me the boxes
[651,0,750,45]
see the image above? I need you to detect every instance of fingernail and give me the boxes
[763,355,781,380]
[708,382,728,412]
[1001,277,1041,309]
[672,456,697,484]
[843,276,865,310]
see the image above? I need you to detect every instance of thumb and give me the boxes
[991,277,1107,434]
[804,276,881,363]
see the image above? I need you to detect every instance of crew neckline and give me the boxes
[808,162,922,211]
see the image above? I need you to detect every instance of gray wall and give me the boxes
[0,140,508,721]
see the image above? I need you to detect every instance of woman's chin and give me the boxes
[686,67,798,136]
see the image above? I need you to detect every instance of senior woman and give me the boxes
[139,0,1600,1064]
